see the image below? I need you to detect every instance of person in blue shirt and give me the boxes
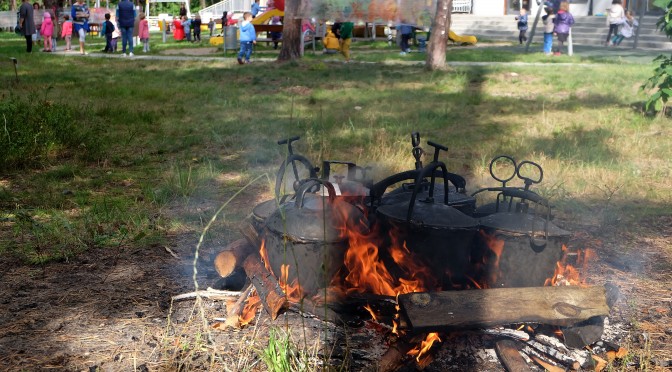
[237,12,256,64]
[116,0,136,56]
[397,22,413,55]
[515,8,529,44]
[251,0,260,18]
[71,0,90,55]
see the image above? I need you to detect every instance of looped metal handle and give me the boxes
[489,155,517,185]
[277,135,300,147]
[516,160,544,190]
[411,132,421,147]
[406,161,450,222]
[274,154,319,199]
[295,179,336,209]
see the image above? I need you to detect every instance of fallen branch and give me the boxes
[172,287,243,301]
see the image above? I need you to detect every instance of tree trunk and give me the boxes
[11,0,17,12]
[278,0,302,61]
[426,0,452,70]
[200,0,206,11]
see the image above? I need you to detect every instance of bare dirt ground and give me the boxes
[1,195,670,371]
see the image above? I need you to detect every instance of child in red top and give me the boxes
[61,14,73,51]
[138,12,150,52]
[40,12,53,52]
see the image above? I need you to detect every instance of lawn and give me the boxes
[0,30,670,370]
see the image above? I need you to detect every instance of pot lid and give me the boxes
[377,199,477,229]
[382,183,475,206]
[252,198,280,220]
[479,212,570,237]
[266,194,367,243]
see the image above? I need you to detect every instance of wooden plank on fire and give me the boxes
[242,254,289,320]
[399,286,611,333]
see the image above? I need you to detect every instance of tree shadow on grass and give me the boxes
[529,127,618,165]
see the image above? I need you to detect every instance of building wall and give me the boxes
[472,0,505,16]
[471,0,602,17]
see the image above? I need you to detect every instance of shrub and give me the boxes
[642,0,672,114]
[0,93,105,170]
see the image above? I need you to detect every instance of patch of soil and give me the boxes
[160,47,219,56]
[1,194,670,371]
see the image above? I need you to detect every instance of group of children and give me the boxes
[516,3,574,56]
[172,14,203,42]
[517,0,638,56]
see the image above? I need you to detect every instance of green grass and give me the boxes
[0,31,670,263]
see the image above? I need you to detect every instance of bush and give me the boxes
[0,93,105,170]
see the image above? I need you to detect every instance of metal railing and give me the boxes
[198,0,251,21]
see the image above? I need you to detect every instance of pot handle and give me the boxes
[489,155,517,186]
[295,178,336,209]
[405,161,450,222]
[500,188,551,251]
[274,154,319,199]
[516,160,543,190]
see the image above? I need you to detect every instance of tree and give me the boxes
[278,0,303,61]
[426,0,452,70]
[642,0,672,114]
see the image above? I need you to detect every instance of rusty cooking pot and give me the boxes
[472,187,570,288]
[251,136,319,232]
[262,179,368,296]
[373,141,479,288]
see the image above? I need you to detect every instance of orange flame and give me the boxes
[279,264,304,302]
[479,231,505,288]
[239,291,261,326]
[545,246,594,287]
[363,304,378,322]
[407,332,442,367]
[340,225,437,296]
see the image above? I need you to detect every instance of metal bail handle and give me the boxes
[489,155,518,186]
[274,154,319,199]
[516,160,544,191]
[406,161,450,221]
[295,179,336,209]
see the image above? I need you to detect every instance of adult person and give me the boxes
[116,0,136,56]
[179,3,187,18]
[18,0,36,53]
[605,0,625,45]
[251,0,260,18]
[71,0,90,55]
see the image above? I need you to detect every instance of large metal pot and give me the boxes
[373,143,479,288]
[472,188,570,288]
[263,179,368,296]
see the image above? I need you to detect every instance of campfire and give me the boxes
[209,134,624,371]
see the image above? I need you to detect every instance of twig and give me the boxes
[223,283,254,328]
[171,288,242,301]
[164,245,179,259]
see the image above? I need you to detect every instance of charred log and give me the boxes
[242,254,289,319]
[495,339,532,372]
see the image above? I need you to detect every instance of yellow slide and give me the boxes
[251,8,284,25]
[448,30,477,45]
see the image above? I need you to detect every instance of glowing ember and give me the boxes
[479,230,505,288]
[239,291,261,326]
[407,332,442,366]
[545,246,594,286]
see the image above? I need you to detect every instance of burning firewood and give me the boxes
[222,283,254,329]
[213,239,255,279]
[399,286,611,333]
[242,254,289,320]
[495,339,532,372]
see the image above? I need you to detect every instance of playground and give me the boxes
[1,3,672,369]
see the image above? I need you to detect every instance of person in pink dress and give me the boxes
[61,14,73,51]
[172,16,184,40]
[40,12,54,52]
[138,12,150,52]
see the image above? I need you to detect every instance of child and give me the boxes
[606,0,625,45]
[40,12,53,52]
[398,22,413,55]
[611,10,638,46]
[270,15,282,49]
[111,27,120,52]
[192,15,202,42]
[61,14,73,51]
[237,11,256,64]
[552,1,574,55]
[182,15,192,42]
[541,7,555,55]
[322,25,339,54]
[516,8,528,45]
[102,13,114,52]
[339,21,354,62]
[138,12,150,52]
